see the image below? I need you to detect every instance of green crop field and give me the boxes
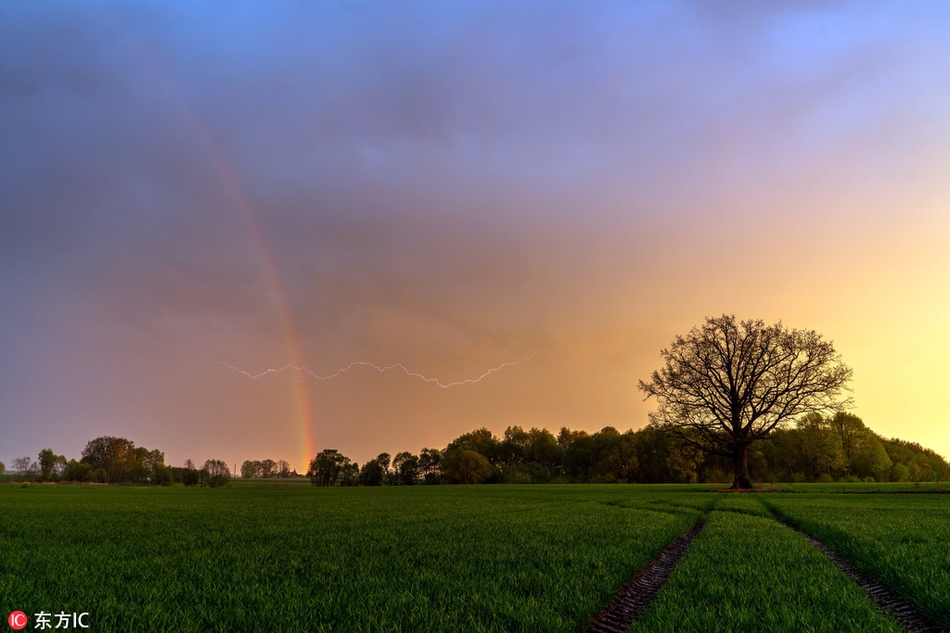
[765,493,950,627]
[1,484,946,632]
[637,496,904,632]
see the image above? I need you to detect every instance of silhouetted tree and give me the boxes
[38,448,64,482]
[13,456,31,481]
[418,448,442,483]
[340,460,360,486]
[375,452,397,485]
[448,428,501,466]
[81,436,150,483]
[308,449,353,486]
[179,462,200,486]
[359,459,384,486]
[240,460,258,479]
[640,315,852,489]
[393,451,420,485]
[202,459,231,487]
[440,448,492,484]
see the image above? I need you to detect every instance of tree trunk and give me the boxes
[731,443,752,490]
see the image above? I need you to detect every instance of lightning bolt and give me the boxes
[222,356,534,388]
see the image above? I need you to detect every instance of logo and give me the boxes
[7,612,27,631]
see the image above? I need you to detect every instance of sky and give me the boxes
[2,1,949,473]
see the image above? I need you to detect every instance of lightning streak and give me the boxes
[223,356,534,388]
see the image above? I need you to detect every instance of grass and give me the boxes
[0,484,711,632]
[635,495,903,632]
[764,493,950,626]
[1,483,947,631]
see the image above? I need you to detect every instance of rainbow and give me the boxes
[136,46,316,471]
[205,155,316,472]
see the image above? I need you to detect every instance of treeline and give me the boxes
[308,412,950,486]
[8,414,947,488]
[8,436,233,487]
[239,458,300,479]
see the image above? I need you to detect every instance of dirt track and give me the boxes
[580,513,709,633]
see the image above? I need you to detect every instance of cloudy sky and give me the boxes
[3,1,949,471]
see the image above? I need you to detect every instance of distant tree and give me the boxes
[240,460,257,479]
[38,448,60,482]
[277,460,291,478]
[890,462,910,482]
[418,448,441,476]
[850,433,891,481]
[75,460,94,482]
[13,456,31,481]
[339,461,360,486]
[308,449,352,487]
[202,459,231,487]
[0,461,5,476]
[562,431,595,482]
[595,431,639,483]
[796,413,848,480]
[61,459,82,482]
[448,428,501,465]
[393,451,420,485]
[828,412,864,466]
[640,315,852,489]
[359,459,383,486]
[260,459,277,478]
[180,464,200,487]
[375,452,394,485]
[151,464,174,486]
[500,426,530,464]
[525,428,562,478]
[81,436,149,483]
[144,450,165,479]
[440,448,492,484]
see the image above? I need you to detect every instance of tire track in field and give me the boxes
[772,513,944,633]
[579,512,709,633]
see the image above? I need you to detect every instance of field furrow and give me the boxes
[633,496,904,632]
[764,494,950,628]
[583,512,709,633]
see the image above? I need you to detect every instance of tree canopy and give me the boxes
[639,315,853,488]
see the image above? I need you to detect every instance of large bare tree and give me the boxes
[639,315,852,489]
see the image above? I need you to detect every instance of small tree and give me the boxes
[13,456,31,482]
[202,459,231,487]
[339,461,360,486]
[38,448,59,482]
[260,459,277,478]
[393,451,420,485]
[418,448,441,477]
[639,315,852,489]
[376,452,393,485]
[440,448,492,484]
[308,449,352,486]
[359,459,384,486]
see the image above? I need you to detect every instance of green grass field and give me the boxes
[0,484,946,631]
[764,493,950,627]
